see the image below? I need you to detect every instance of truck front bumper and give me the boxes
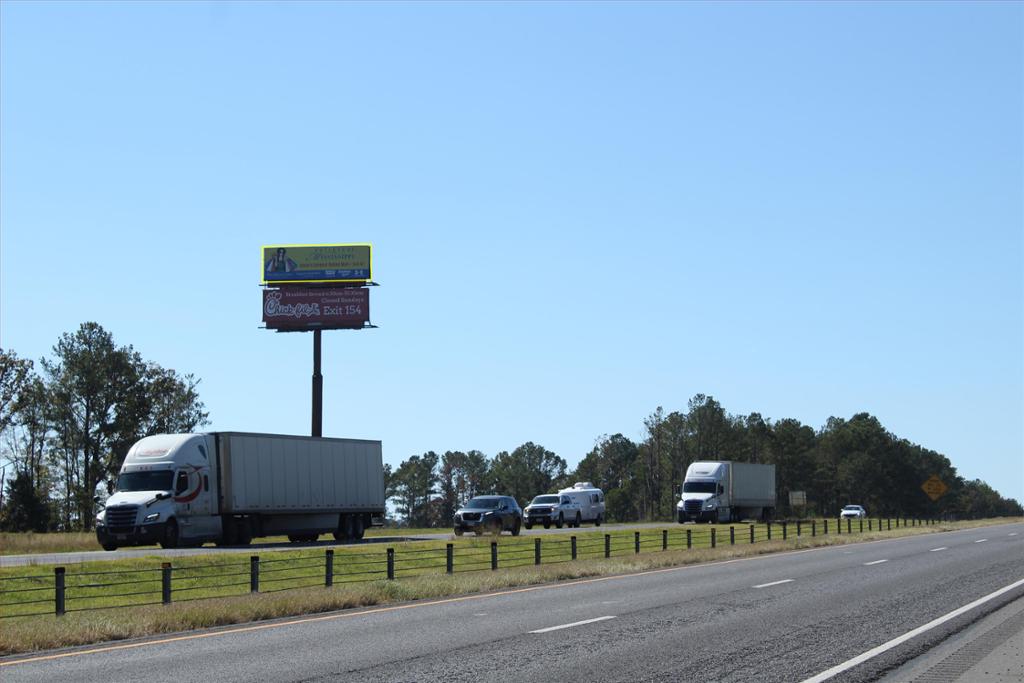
[96,521,167,547]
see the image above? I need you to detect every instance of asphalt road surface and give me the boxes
[3,522,1021,683]
[0,522,672,567]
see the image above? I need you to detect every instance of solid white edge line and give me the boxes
[929,547,947,552]
[753,579,795,589]
[529,615,616,634]
[797,577,1024,683]
[863,560,888,566]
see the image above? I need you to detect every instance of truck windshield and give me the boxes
[683,481,717,494]
[116,471,174,492]
[531,495,559,505]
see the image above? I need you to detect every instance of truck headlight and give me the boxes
[95,514,105,526]
[144,512,161,523]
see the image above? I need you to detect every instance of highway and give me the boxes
[2,522,1021,682]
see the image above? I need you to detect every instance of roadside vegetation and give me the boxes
[1,517,1017,656]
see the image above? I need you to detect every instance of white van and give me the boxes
[557,482,606,526]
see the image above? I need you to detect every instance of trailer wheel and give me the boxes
[352,516,365,541]
[161,519,180,549]
[595,514,602,527]
[574,512,582,528]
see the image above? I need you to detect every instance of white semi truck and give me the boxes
[676,461,776,524]
[96,432,385,550]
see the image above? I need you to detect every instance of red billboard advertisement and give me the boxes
[263,287,370,330]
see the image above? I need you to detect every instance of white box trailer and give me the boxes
[96,432,385,550]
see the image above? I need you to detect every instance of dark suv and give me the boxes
[453,496,523,536]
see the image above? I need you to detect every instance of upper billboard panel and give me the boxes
[262,244,372,284]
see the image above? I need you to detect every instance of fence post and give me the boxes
[662,529,668,551]
[711,528,716,548]
[634,531,640,554]
[868,519,873,532]
[888,518,891,531]
[729,526,735,545]
[447,543,454,574]
[491,541,498,570]
[796,520,802,537]
[325,550,334,587]
[859,519,864,534]
[824,519,828,535]
[387,548,395,580]
[847,518,852,534]
[604,534,610,558]
[535,538,542,565]
[54,567,65,616]
[250,556,259,593]
[162,562,172,604]
[767,522,772,541]
[811,520,816,537]
[571,536,577,560]
[687,529,692,549]
[782,522,788,541]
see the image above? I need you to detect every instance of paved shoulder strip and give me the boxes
[798,577,1024,683]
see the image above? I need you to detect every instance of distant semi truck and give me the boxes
[96,432,385,550]
[676,461,776,524]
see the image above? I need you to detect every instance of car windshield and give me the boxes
[465,498,501,509]
[683,481,717,494]
[843,506,861,510]
[116,471,174,492]
[531,495,559,505]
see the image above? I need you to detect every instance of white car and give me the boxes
[840,504,867,519]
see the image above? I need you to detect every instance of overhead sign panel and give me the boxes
[262,244,372,284]
[263,287,370,330]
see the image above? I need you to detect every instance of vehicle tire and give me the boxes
[543,521,550,529]
[524,522,533,530]
[712,511,719,525]
[556,513,564,529]
[160,518,179,549]
[288,534,301,543]
[352,515,365,541]
[512,519,521,536]
[236,522,253,546]
[574,512,582,528]
[474,528,483,536]
[454,528,464,536]
[595,514,602,527]
[101,542,118,551]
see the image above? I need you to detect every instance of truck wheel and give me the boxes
[512,519,522,536]
[543,520,550,529]
[101,542,118,551]
[556,513,564,529]
[454,528,464,536]
[574,512,582,528]
[524,522,533,530]
[161,519,180,549]
[595,514,602,527]
[236,522,252,546]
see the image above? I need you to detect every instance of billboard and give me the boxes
[262,244,372,284]
[263,287,370,330]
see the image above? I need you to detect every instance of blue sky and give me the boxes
[2,2,1021,502]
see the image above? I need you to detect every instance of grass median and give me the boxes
[1,518,1018,656]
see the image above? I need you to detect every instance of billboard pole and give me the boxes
[312,329,323,437]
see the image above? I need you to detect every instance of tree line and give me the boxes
[2,325,1020,532]
[387,395,1022,526]
[0,323,208,531]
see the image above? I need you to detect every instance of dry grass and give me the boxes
[1,517,1018,657]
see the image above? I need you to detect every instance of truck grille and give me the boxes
[105,505,139,529]
[683,500,702,514]
[461,512,481,521]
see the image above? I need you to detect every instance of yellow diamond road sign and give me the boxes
[921,475,948,501]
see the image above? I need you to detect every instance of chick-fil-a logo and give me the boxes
[264,291,321,319]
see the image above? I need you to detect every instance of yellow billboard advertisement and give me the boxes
[262,243,372,284]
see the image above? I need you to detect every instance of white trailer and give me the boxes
[676,461,776,524]
[96,432,385,550]
[556,482,606,526]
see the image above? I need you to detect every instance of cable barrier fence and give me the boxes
[0,517,936,619]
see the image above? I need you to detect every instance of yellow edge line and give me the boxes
[1,524,1003,667]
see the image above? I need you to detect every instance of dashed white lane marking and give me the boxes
[1010,533,1018,537]
[929,547,947,552]
[530,616,616,633]
[975,539,988,543]
[864,560,888,566]
[798,577,1024,683]
[753,579,795,589]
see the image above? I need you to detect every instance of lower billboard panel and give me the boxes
[263,287,369,330]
